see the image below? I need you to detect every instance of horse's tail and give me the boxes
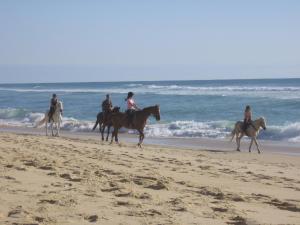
[92,120,99,131]
[35,116,47,128]
[93,112,103,131]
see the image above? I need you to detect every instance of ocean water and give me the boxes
[0,79,300,143]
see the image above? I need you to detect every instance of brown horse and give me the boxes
[110,105,161,147]
[92,107,120,141]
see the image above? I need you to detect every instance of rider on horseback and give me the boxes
[243,105,252,133]
[102,94,113,123]
[48,94,58,122]
[125,92,140,127]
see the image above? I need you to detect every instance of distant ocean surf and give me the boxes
[0,79,299,142]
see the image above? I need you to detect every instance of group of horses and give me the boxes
[36,102,161,147]
[92,105,161,147]
[36,101,267,152]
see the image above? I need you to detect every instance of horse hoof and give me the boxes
[237,149,241,152]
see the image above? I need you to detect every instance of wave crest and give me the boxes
[0,108,299,142]
[1,84,300,99]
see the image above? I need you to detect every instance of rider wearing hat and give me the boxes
[125,92,140,127]
[49,94,58,122]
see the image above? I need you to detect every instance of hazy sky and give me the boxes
[0,0,299,83]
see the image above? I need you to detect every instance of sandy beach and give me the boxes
[0,131,299,225]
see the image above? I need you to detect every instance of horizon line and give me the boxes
[0,77,300,85]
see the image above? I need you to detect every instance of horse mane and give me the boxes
[142,105,159,111]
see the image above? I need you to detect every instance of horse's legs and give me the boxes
[137,129,145,148]
[55,123,58,136]
[54,123,58,136]
[46,122,48,136]
[115,128,119,143]
[249,138,253,152]
[101,124,105,141]
[110,128,115,144]
[106,125,111,142]
[236,133,240,151]
[237,134,243,151]
[51,123,54,136]
[57,122,60,137]
[254,138,261,154]
[55,123,57,136]
[110,128,118,144]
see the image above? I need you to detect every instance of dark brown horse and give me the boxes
[110,105,160,147]
[93,106,120,141]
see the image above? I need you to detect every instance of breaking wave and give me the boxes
[0,108,299,142]
[1,84,300,99]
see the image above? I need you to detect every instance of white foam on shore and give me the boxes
[1,108,299,142]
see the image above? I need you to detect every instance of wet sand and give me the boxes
[1,126,300,156]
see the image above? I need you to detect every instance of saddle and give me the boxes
[243,121,256,136]
[48,104,57,122]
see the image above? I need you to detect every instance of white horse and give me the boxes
[37,101,63,136]
[230,117,267,154]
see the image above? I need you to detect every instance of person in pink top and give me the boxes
[125,92,140,127]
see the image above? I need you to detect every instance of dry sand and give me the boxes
[0,132,299,225]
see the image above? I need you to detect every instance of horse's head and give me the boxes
[259,117,267,130]
[112,106,120,113]
[153,105,160,121]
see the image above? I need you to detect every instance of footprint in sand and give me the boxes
[5,164,14,168]
[1,175,16,180]
[152,158,165,162]
[15,166,26,171]
[146,180,168,190]
[198,165,211,170]
[84,215,98,223]
[34,216,45,223]
[101,187,120,192]
[39,199,59,205]
[38,165,54,171]
[132,175,169,190]
[192,186,225,200]
[47,172,57,176]
[265,198,300,212]
[228,216,247,225]
[60,173,82,182]
[23,159,38,167]
[167,198,187,212]
[7,206,28,218]
[212,207,228,213]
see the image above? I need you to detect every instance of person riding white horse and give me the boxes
[36,94,63,136]
[231,117,267,154]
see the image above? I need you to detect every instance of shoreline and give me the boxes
[1,126,299,156]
